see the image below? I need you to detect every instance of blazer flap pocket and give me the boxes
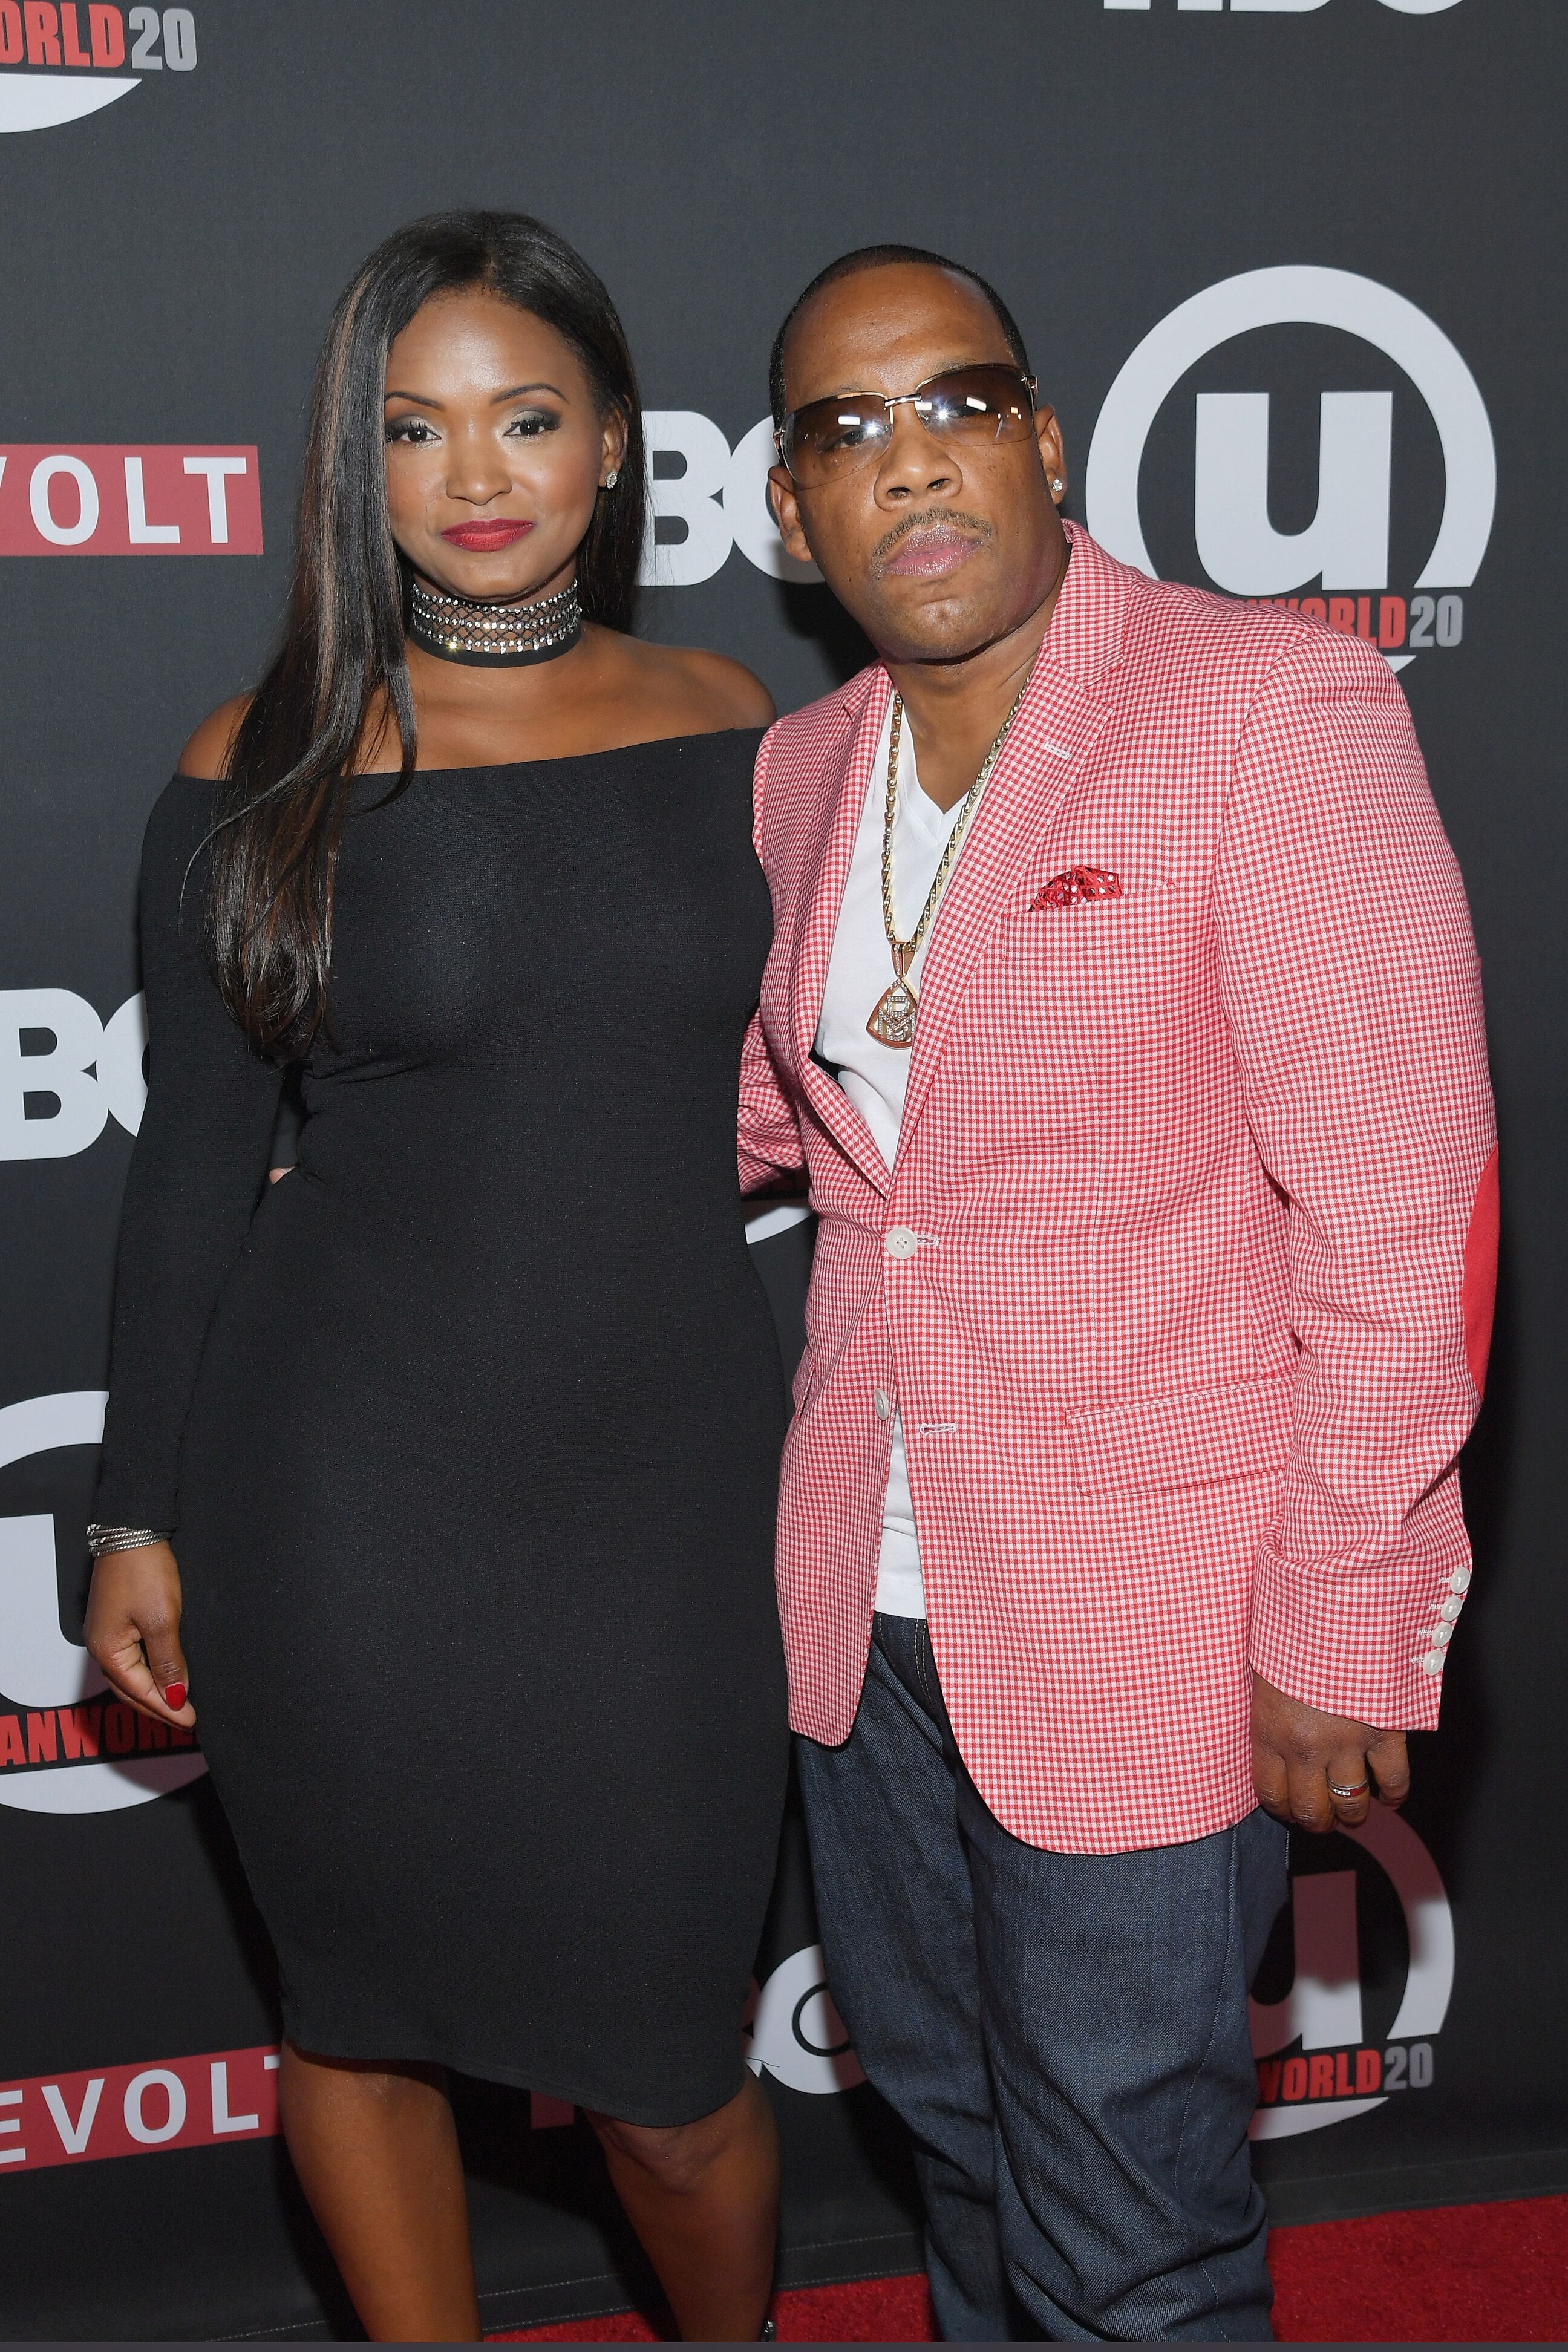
[1065,1376,1293,1499]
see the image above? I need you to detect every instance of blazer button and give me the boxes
[1449,1567,1472,1593]
[1439,1596,1463,1622]
[886,1227,919,1259]
[1418,1652,1445,1675]
[873,1389,892,1420]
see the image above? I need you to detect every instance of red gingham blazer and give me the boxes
[739,524,1498,1854]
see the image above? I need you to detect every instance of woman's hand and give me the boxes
[85,1542,197,1727]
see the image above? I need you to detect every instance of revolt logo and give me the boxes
[1085,266,1494,674]
[0,447,259,555]
[0,2,195,134]
[0,2042,277,2171]
[0,2038,589,2170]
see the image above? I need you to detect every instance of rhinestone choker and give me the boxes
[407,574,583,667]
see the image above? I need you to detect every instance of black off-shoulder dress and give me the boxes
[93,734,790,2125]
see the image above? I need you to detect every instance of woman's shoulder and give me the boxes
[140,694,252,882]
[662,644,776,730]
[178,692,253,780]
[605,635,774,733]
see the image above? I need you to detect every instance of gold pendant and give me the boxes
[867,973,918,1048]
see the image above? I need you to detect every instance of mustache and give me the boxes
[870,507,993,572]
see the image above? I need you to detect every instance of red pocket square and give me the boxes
[1032,865,1124,910]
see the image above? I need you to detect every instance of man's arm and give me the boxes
[739,720,808,1195]
[1214,628,1497,1828]
[739,1009,807,1195]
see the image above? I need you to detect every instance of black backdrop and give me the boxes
[1,2,1565,2339]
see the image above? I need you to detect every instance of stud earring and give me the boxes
[603,469,619,489]
[1050,475,1065,495]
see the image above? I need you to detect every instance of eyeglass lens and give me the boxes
[785,365,1033,480]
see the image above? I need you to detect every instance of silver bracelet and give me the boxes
[86,1524,170,1559]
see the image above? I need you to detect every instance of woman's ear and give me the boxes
[602,407,630,482]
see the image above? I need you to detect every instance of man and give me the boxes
[739,246,1497,2342]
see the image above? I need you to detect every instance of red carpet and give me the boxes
[489,2192,1568,2342]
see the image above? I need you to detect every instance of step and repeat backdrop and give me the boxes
[1,1,1564,2338]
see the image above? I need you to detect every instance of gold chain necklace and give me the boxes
[866,669,1034,1048]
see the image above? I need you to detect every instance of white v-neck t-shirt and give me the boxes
[814,697,970,1620]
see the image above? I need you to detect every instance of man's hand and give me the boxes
[1250,1671,1408,1832]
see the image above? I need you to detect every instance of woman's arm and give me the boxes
[86,777,287,1717]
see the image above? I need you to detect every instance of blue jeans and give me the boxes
[795,1615,1288,2342]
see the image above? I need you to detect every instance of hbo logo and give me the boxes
[639,413,819,588]
[0,990,146,1160]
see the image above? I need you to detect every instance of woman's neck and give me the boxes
[406,572,583,668]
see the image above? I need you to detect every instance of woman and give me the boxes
[84,212,789,2344]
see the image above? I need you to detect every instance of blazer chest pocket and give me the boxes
[1065,1375,1292,1499]
[1005,880,1177,956]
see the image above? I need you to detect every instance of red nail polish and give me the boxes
[163,1682,186,1711]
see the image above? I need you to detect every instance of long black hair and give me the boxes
[207,210,647,1057]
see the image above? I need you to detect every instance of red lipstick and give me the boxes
[441,520,534,552]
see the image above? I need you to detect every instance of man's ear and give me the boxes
[768,464,815,566]
[1033,404,1067,501]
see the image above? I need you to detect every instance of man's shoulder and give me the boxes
[767,665,882,756]
[1120,561,1391,698]
[1126,565,1300,661]
[750,667,883,874]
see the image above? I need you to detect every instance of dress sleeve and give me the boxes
[91,779,287,1533]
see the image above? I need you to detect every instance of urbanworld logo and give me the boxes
[1249,1805,1453,2140]
[0,2,195,134]
[1085,266,1495,671]
[0,1390,207,1815]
